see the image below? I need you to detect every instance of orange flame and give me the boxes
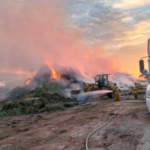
[26,80,31,85]
[46,61,58,79]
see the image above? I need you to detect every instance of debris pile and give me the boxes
[0,88,78,117]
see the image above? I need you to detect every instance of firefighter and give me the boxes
[113,83,120,101]
[133,82,138,99]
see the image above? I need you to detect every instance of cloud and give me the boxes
[66,0,128,46]
[66,0,150,49]
[112,19,150,48]
[113,0,150,10]
[121,17,133,22]
[65,0,150,76]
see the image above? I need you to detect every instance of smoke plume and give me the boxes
[0,0,119,76]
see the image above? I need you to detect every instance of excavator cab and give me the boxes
[95,74,109,89]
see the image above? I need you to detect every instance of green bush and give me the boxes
[0,106,22,117]
[0,111,9,117]
[33,88,46,97]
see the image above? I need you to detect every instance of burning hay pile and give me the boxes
[5,64,79,100]
[0,64,81,117]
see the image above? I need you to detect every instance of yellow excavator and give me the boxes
[72,74,114,98]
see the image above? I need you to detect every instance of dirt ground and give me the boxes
[0,98,149,150]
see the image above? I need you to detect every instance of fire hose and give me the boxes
[136,130,146,150]
[86,104,126,150]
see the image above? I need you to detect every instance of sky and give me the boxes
[0,0,150,77]
[66,0,150,76]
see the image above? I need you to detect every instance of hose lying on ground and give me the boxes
[86,104,126,150]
